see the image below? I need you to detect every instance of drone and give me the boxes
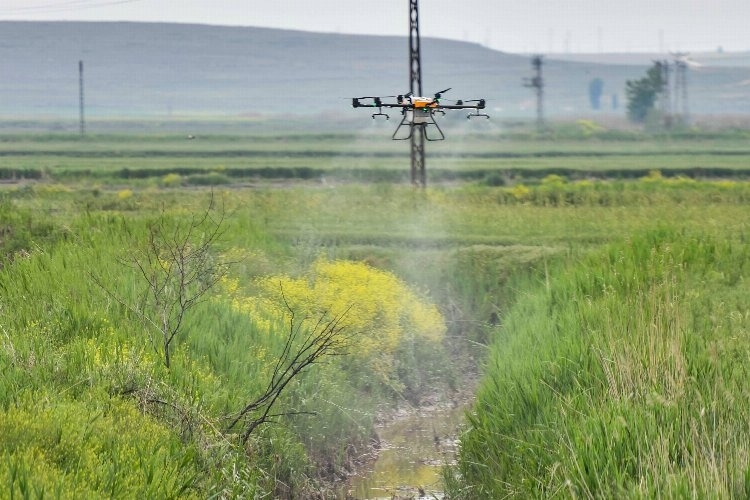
[352,88,489,141]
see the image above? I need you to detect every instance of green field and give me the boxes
[1,125,749,498]
[3,124,750,185]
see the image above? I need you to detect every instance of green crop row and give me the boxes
[1,129,750,187]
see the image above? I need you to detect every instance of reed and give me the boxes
[450,229,750,498]
[2,160,750,496]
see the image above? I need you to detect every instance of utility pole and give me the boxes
[353,0,486,185]
[79,60,85,136]
[523,55,544,132]
[654,59,672,128]
[408,0,425,187]
[672,53,689,125]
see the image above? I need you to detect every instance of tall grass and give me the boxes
[0,201,319,497]
[0,191,458,496]
[4,174,750,497]
[450,229,750,498]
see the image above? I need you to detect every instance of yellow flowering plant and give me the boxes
[227,258,446,391]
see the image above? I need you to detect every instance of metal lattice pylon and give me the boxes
[523,55,545,132]
[409,0,425,187]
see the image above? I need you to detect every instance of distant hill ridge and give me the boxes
[1,21,749,119]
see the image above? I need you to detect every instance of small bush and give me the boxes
[0,201,62,264]
[161,173,183,187]
[483,172,507,187]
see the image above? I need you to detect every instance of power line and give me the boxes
[3,0,114,12]
[1,0,145,15]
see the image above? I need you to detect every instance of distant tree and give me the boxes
[625,63,665,123]
[588,78,604,110]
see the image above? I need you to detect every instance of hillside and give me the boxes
[1,21,750,121]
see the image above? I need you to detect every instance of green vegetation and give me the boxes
[626,62,666,123]
[3,127,750,186]
[450,228,750,497]
[1,126,750,497]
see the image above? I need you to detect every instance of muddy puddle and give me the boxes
[339,403,467,500]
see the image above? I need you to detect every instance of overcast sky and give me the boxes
[2,0,749,54]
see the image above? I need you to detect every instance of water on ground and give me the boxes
[340,403,467,500]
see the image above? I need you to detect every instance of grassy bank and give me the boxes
[449,228,750,497]
[2,126,750,496]
[2,181,559,497]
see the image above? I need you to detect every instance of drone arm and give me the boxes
[352,97,410,109]
[353,97,383,108]
[437,99,486,110]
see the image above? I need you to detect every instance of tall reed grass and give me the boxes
[3,177,750,497]
[0,193,456,496]
[450,229,750,498]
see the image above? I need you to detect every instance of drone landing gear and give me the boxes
[392,113,445,141]
[468,110,490,119]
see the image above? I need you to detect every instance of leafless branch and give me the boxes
[113,192,228,368]
[226,291,351,443]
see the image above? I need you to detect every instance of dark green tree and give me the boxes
[625,62,665,123]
